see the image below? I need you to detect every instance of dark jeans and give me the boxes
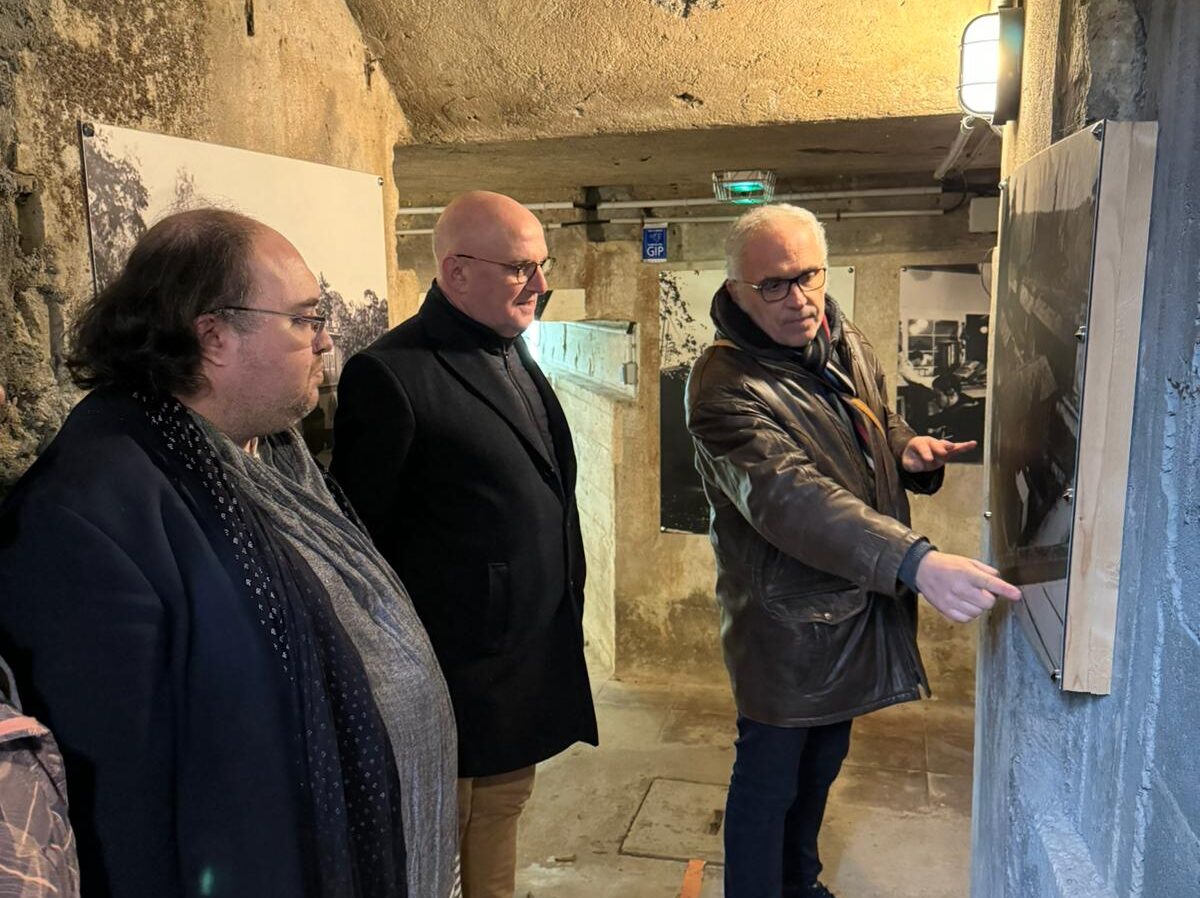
[723,715,854,898]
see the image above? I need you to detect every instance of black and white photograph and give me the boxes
[896,266,990,464]
[80,122,390,461]
[658,266,855,533]
[988,125,1100,592]
[659,268,726,533]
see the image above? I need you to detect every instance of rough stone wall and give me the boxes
[0,0,410,493]
[973,2,1200,897]
[1051,0,1146,141]
[345,0,989,143]
[1001,0,1060,171]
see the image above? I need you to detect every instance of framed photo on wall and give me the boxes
[897,266,991,463]
[79,121,390,462]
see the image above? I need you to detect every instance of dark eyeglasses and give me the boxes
[453,253,554,284]
[736,268,827,303]
[209,305,328,335]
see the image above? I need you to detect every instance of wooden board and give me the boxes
[1063,121,1158,694]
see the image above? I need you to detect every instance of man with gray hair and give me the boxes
[686,203,1019,897]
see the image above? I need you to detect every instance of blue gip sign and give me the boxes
[642,224,668,263]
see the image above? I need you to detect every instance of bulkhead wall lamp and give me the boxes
[958,6,1025,124]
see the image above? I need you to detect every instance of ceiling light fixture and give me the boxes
[712,170,776,205]
[957,6,1024,124]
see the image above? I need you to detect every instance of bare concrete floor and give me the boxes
[515,679,974,898]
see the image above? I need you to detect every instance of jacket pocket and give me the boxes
[484,562,513,655]
[761,580,869,626]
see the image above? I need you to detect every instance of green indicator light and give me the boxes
[199,868,215,896]
[727,181,765,194]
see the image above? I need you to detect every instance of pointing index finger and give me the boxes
[971,570,1022,601]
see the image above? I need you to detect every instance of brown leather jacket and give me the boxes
[686,293,941,726]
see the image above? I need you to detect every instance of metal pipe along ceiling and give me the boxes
[394,207,946,236]
[395,186,945,217]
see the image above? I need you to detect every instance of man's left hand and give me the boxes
[902,436,977,473]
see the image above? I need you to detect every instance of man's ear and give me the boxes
[194,313,235,367]
[439,254,468,293]
[725,279,743,307]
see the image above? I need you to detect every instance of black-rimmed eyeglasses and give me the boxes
[735,268,827,303]
[209,305,328,334]
[453,253,554,284]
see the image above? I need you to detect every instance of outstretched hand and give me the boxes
[902,436,978,473]
[914,551,1022,624]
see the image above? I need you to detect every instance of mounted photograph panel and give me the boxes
[986,120,1157,694]
[897,266,991,463]
[79,121,389,461]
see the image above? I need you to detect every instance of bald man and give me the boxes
[332,191,598,898]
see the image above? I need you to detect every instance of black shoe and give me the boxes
[805,883,837,898]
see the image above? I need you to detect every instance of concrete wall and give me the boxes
[554,376,619,679]
[972,2,1200,897]
[0,0,410,492]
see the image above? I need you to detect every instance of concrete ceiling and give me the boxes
[347,0,997,206]
[347,0,992,144]
[391,114,1000,205]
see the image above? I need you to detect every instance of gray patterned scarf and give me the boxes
[194,415,460,898]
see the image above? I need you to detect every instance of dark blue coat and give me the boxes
[0,390,316,898]
[332,286,597,777]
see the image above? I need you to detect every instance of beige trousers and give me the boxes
[456,765,537,898]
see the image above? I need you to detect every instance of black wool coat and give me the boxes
[0,390,325,898]
[332,285,597,778]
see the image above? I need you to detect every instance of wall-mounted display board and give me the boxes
[80,122,389,460]
[658,266,855,533]
[987,120,1156,694]
[897,266,991,463]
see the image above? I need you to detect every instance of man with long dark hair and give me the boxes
[0,209,458,898]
